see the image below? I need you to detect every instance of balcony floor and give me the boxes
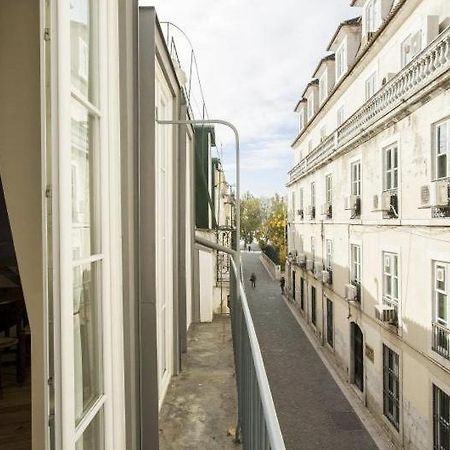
[159,315,240,450]
[242,251,380,450]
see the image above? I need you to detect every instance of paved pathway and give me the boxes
[242,252,378,450]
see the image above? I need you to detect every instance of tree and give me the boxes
[257,194,287,267]
[240,192,264,246]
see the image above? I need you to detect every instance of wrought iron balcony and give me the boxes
[432,322,450,360]
[288,26,450,185]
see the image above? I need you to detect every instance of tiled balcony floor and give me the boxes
[159,315,240,450]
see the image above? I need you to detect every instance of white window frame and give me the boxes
[383,252,399,307]
[325,174,332,204]
[383,144,399,191]
[336,42,346,80]
[319,72,327,104]
[307,93,315,120]
[311,236,316,262]
[401,30,423,68]
[434,262,449,328]
[434,119,450,180]
[337,105,345,127]
[299,187,304,211]
[326,239,333,269]
[365,0,379,34]
[351,160,361,197]
[351,244,361,284]
[310,182,316,208]
[299,110,305,131]
[365,71,377,100]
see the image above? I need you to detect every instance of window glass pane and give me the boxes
[71,101,101,260]
[74,261,102,423]
[75,409,104,450]
[437,154,448,179]
[71,0,99,104]
[438,293,448,323]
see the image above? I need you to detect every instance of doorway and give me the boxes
[351,323,364,391]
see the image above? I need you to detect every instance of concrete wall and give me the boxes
[0,2,45,448]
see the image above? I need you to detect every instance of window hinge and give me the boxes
[45,185,52,199]
[44,28,50,42]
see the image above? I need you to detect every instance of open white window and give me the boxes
[383,252,399,311]
[365,0,379,34]
[434,119,449,180]
[432,262,450,359]
[336,43,346,80]
[384,144,399,191]
[351,160,361,197]
[319,72,327,104]
[326,239,333,269]
[325,174,332,204]
[350,244,361,284]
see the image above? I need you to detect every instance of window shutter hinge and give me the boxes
[45,185,52,199]
[44,28,50,42]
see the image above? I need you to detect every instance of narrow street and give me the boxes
[242,251,378,450]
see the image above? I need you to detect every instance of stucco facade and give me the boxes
[287,0,450,448]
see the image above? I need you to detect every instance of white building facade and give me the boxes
[287,1,450,448]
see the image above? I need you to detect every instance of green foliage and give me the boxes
[240,192,264,245]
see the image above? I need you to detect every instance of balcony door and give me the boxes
[155,62,174,406]
[351,323,364,392]
[49,0,124,448]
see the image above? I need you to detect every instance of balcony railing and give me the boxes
[432,322,450,360]
[230,259,285,450]
[288,26,450,185]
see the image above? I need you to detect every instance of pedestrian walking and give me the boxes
[280,276,285,295]
[248,245,251,252]
[250,272,256,288]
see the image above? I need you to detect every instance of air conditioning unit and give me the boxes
[322,269,333,285]
[306,205,316,219]
[381,191,399,216]
[432,180,450,207]
[306,259,314,271]
[314,262,323,278]
[345,284,357,302]
[297,209,304,219]
[419,185,431,208]
[374,304,396,323]
[345,195,360,215]
[321,203,332,218]
[382,73,396,86]
[297,253,306,266]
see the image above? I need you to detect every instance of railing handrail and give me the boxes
[231,257,285,450]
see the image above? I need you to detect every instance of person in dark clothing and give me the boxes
[280,276,286,294]
[250,272,256,288]
[248,245,251,252]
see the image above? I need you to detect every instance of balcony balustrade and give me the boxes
[432,322,450,360]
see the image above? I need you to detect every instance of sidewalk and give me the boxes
[242,251,379,450]
[159,315,240,450]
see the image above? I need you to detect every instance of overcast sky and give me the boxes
[141,0,360,197]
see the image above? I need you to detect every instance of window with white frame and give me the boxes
[299,187,304,212]
[433,262,450,359]
[311,236,316,261]
[336,43,346,79]
[307,93,315,120]
[433,384,450,450]
[434,262,449,328]
[351,160,361,196]
[365,0,379,34]
[435,119,449,180]
[383,252,399,308]
[319,72,327,104]
[291,191,296,218]
[401,31,422,68]
[337,105,345,127]
[365,72,377,100]
[326,239,333,269]
[384,144,399,191]
[320,125,327,141]
[299,110,305,131]
[311,182,316,208]
[325,174,332,204]
[351,244,361,285]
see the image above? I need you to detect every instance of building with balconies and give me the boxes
[287,1,450,448]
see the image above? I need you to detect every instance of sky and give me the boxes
[140,0,359,197]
